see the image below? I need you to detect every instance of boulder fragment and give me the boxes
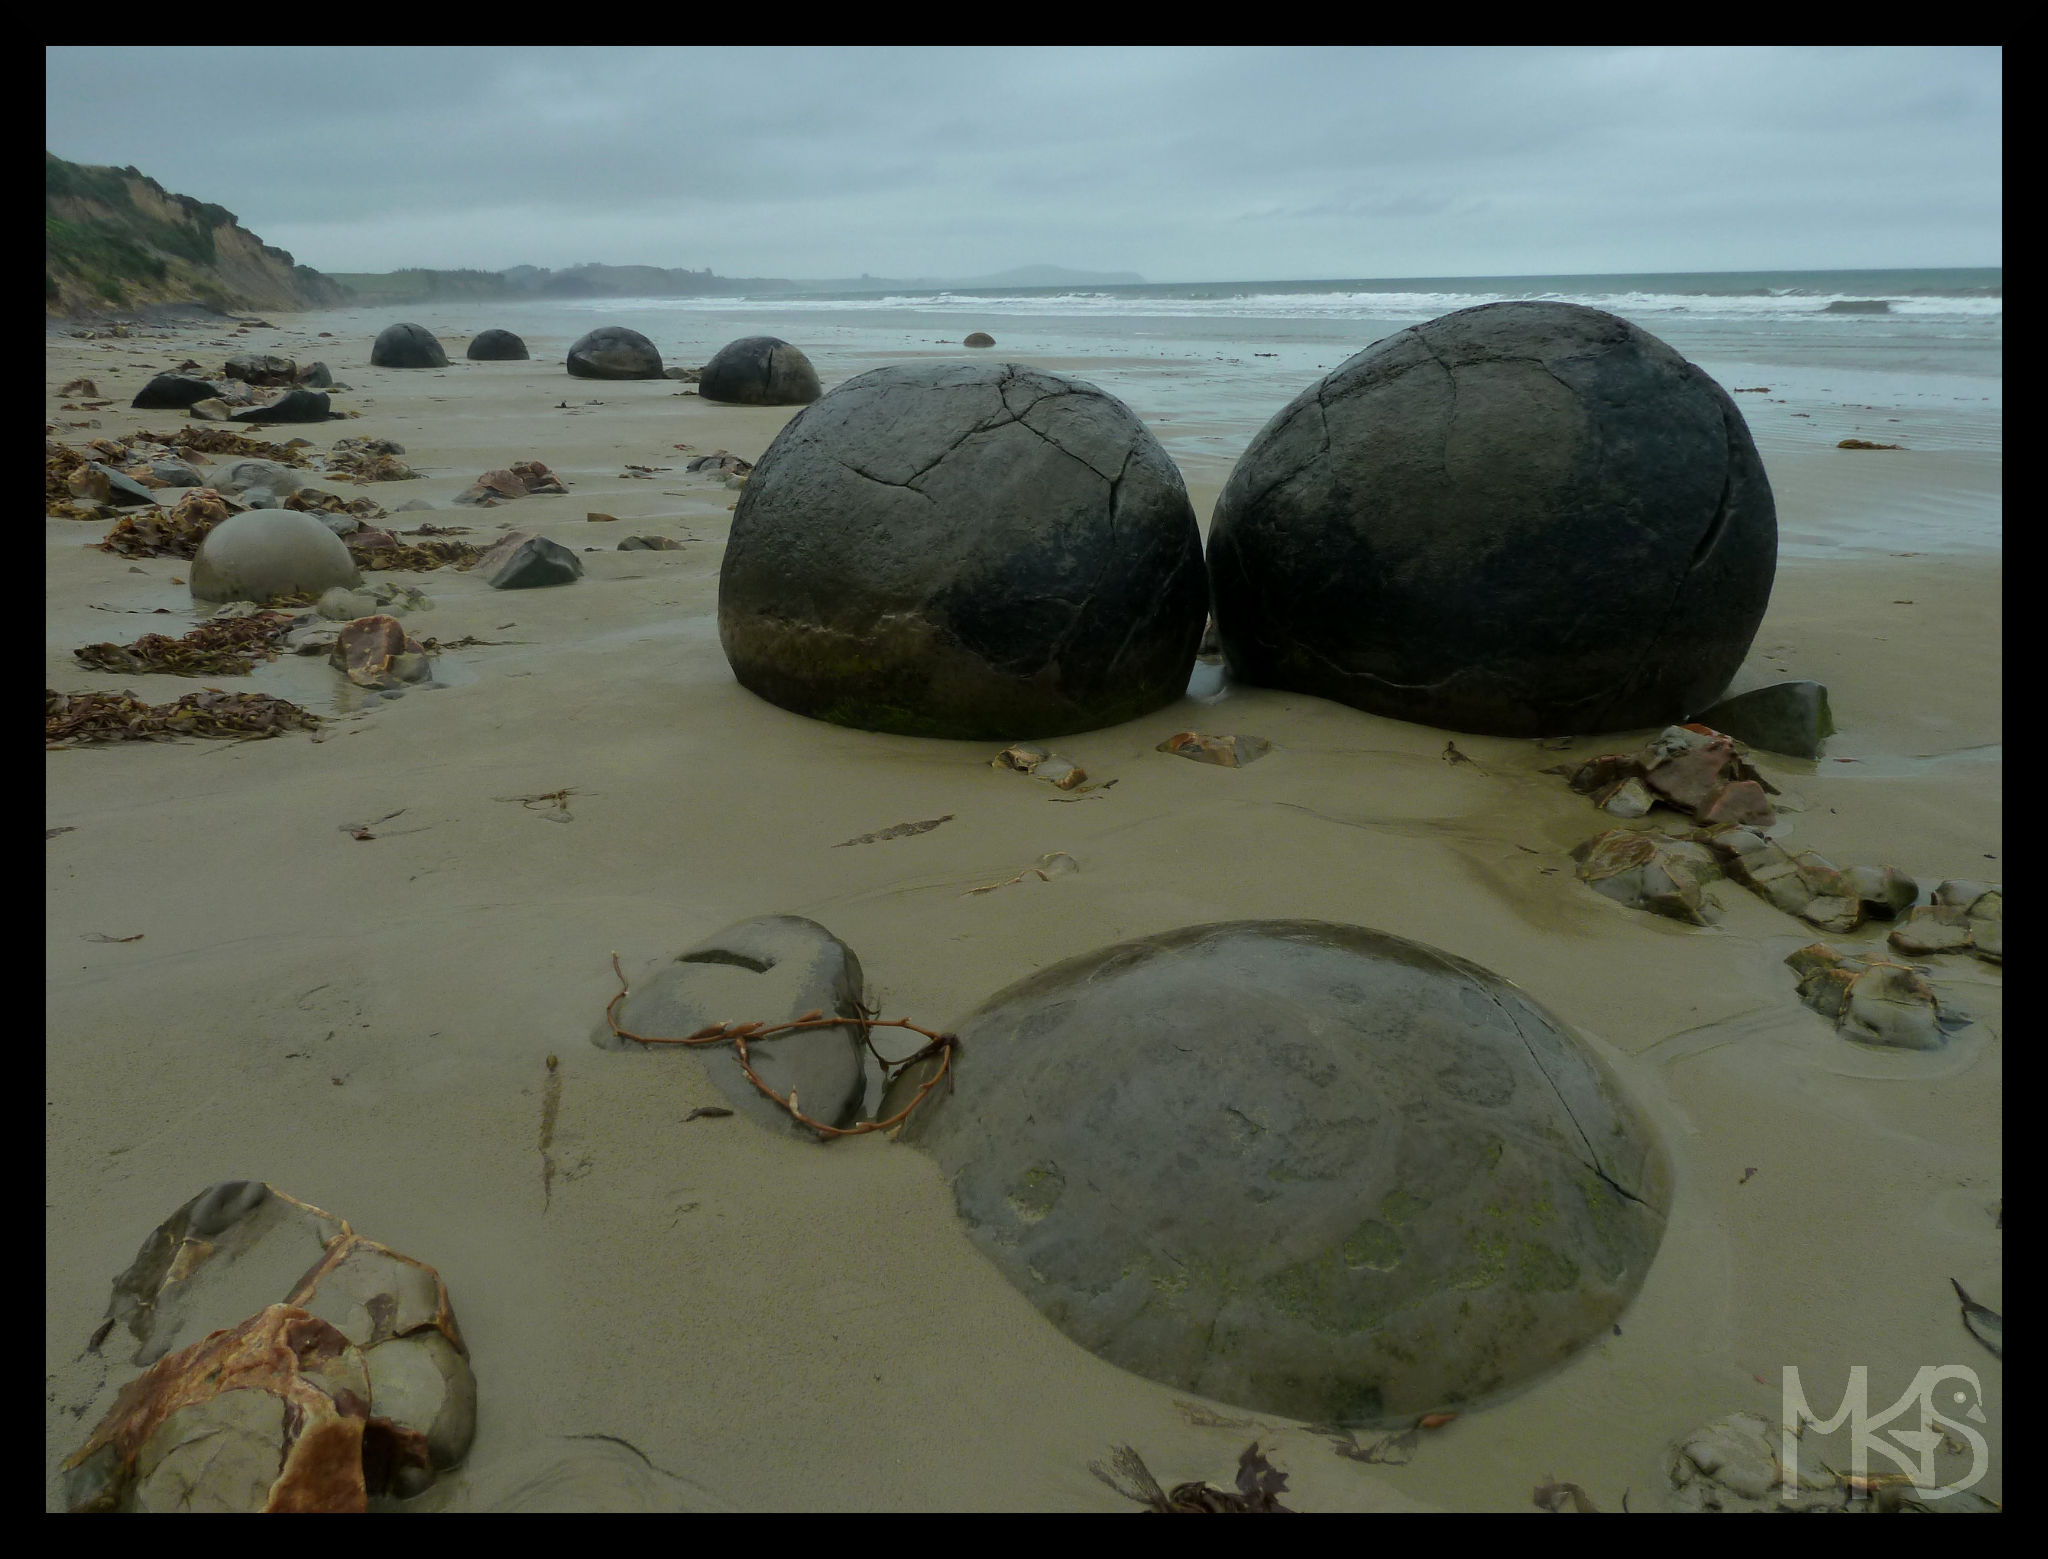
[592,915,869,1133]
[474,531,584,589]
[1786,944,1969,1049]
[1571,827,1722,924]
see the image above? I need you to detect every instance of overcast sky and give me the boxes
[45,46,2000,282]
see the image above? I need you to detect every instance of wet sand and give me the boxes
[44,309,2001,1511]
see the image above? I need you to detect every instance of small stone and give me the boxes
[1837,864,1915,919]
[586,512,618,523]
[1596,774,1655,817]
[1888,904,1975,956]
[1572,828,1721,924]
[1934,879,1997,913]
[188,397,233,420]
[1156,730,1272,767]
[1695,778,1775,827]
[618,535,684,551]
[474,531,584,589]
[592,914,869,1133]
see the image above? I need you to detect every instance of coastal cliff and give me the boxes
[45,153,346,317]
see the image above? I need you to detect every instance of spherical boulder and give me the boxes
[369,322,448,369]
[890,920,1669,1425]
[697,335,821,405]
[190,510,361,604]
[467,328,530,361]
[718,362,1206,738]
[566,326,663,379]
[1208,302,1778,736]
[964,332,996,348]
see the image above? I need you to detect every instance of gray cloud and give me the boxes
[44,45,2001,280]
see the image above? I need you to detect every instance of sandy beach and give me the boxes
[45,307,2001,1511]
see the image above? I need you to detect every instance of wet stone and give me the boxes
[1572,828,1722,924]
[890,919,1669,1425]
[592,914,870,1134]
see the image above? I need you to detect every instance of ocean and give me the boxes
[316,266,2003,554]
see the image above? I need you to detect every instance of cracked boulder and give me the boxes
[1890,880,2001,963]
[370,322,449,369]
[698,335,823,405]
[719,362,1207,739]
[1207,302,1777,736]
[64,1182,475,1509]
[592,914,870,1133]
[467,328,529,361]
[1786,944,1969,1049]
[566,325,663,380]
[886,919,1669,1425]
[1571,827,1723,923]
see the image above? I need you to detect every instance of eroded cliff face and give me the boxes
[45,153,346,317]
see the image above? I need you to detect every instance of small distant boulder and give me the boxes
[230,388,333,424]
[566,326,663,380]
[296,361,334,389]
[698,336,821,405]
[131,374,221,410]
[190,510,362,604]
[964,332,995,348]
[371,322,450,369]
[467,328,530,361]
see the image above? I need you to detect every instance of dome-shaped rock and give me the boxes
[964,332,996,348]
[1208,302,1778,736]
[890,919,1670,1424]
[131,373,220,410]
[370,322,449,368]
[467,328,530,361]
[718,362,1206,738]
[190,510,361,604]
[566,326,663,380]
[697,335,821,405]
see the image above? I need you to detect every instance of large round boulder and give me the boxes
[190,511,361,604]
[697,336,821,405]
[1208,302,1777,736]
[467,328,530,361]
[890,919,1670,1425]
[370,323,448,369]
[718,362,1206,738]
[566,326,663,379]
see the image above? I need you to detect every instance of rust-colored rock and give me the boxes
[62,1304,374,1513]
[1156,730,1273,768]
[331,614,432,689]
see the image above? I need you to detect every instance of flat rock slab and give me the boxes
[475,531,584,589]
[1207,302,1778,736]
[592,914,868,1132]
[719,361,1206,739]
[890,919,1669,1425]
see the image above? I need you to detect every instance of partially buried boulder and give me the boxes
[888,919,1669,1424]
[467,328,530,361]
[131,373,220,410]
[719,362,1207,739]
[1207,302,1778,736]
[593,915,869,1133]
[697,335,821,405]
[964,332,996,348]
[370,322,449,369]
[1691,680,1834,760]
[231,388,332,424]
[566,325,663,380]
[190,510,361,604]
